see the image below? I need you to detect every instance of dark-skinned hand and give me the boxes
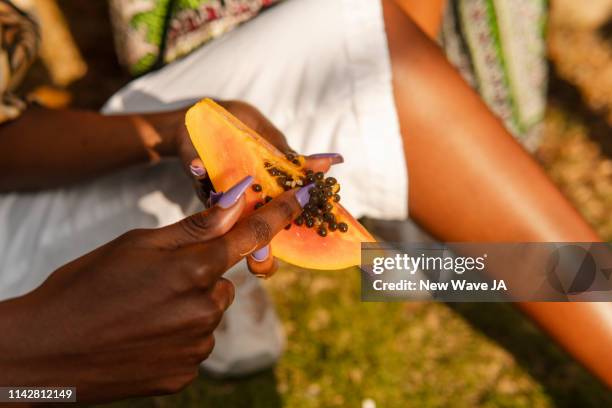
[0,182,305,403]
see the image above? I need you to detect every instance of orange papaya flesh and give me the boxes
[185,98,375,270]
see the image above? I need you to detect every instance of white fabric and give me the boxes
[0,162,196,300]
[0,0,406,297]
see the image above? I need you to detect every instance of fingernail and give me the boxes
[295,183,314,208]
[218,176,253,209]
[190,164,206,177]
[307,153,344,165]
[251,245,269,262]
[207,191,224,207]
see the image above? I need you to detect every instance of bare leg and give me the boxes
[381,0,612,387]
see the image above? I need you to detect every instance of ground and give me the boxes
[22,1,612,406]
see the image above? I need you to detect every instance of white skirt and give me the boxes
[0,0,406,300]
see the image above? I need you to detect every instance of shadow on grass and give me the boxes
[448,302,612,408]
[106,368,281,408]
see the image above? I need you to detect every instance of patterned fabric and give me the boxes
[441,0,548,151]
[0,0,38,124]
[109,0,280,76]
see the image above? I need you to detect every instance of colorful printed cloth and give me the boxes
[0,0,38,124]
[109,0,280,76]
[441,0,548,151]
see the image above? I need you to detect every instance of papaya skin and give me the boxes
[186,99,375,270]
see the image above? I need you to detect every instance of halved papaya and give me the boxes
[185,98,375,270]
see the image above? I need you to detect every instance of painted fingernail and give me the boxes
[207,191,224,207]
[251,245,269,262]
[307,153,344,165]
[218,176,253,209]
[295,183,314,208]
[190,164,206,177]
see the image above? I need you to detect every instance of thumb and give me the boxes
[146,176,253,248]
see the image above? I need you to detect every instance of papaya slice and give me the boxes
[185,99,375,270]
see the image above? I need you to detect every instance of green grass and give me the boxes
[108,265,611,408]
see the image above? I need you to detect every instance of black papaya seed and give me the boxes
[309,196,321,206]
[324,177,337,186]
[252,184,262,192]
[338,222,348,232]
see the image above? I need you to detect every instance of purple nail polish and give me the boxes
[295,183,314,208]
[190,164,206,177]
[251,245,269,262]
[306,153,344,165]
[218,176,253,209]
[207,191,224,208]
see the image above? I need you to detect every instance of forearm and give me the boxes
[0,106,182,192]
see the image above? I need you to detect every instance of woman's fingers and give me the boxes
[189,158,206,180]
[218,187,306,266]
[189,185,310,279]
[303,153,344,173]
[146,176,253,248]
[208,277,235,312]
[247,245,279,278]
[189,158,214,205]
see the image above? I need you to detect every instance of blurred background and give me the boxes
[20,0,612,406]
